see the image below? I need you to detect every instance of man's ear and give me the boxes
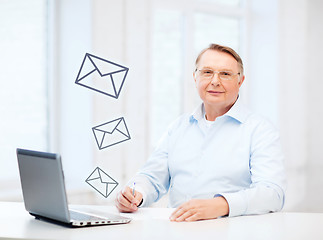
[193,71,197,84]
[238,75,245,87]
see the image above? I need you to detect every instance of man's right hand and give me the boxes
[115,186,143,212]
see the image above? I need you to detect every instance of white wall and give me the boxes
[307,0,323,169]
[303,0,323,211]
[277,0,308,210]
[277,0,323,212]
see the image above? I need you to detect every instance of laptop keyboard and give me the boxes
[69,210,106,221]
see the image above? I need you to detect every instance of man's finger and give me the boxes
[175,209,195,222]
[122,186,135,201]
[117,191,137,211]
[118,193,137,210]
[183,213,199,222]
[122,186,142,206]
[116,199,136,213]
[170,206,185,221]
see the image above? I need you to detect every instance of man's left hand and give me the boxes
[169,197,229,222]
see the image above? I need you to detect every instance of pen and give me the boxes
[132,182,136,197]
[131,182,137,208]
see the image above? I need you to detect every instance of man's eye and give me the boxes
[221,71,232,76]
[203,70,213,74]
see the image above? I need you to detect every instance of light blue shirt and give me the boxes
[131,97,286,217]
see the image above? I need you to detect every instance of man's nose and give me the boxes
[210,73,221,85]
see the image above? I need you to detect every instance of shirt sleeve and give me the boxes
[218,119,287,217]
[126,125,172,207]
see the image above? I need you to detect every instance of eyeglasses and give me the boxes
[196,69,240,81]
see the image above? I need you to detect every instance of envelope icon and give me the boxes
[85,167,118,198]
[92,117,131,150]
[75,53,129,99]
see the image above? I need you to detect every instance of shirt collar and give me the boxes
[189,96,250,124]
[224,96,250,123]
[190,104,204,123]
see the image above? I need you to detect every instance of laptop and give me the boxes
[16,148,131,227]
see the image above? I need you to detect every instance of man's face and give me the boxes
[194,49,244,110]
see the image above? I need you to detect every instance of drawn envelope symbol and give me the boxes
[75,53,129,99]
[85,167,118,198]
[92,117,131,150]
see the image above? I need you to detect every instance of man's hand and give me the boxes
[115,186,143,213]
[169,197,229,222]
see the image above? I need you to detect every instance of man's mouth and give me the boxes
[207,90,224,94]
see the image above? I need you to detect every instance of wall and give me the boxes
[278,0,323,212]
[277,0,308,211]
[305,0,323,211]
[307,0,323,169]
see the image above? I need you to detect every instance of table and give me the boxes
[0,202,322,240]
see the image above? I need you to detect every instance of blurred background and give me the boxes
[1,0,322,212]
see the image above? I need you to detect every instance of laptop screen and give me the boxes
[16,149,70,223]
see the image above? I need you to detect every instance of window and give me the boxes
[0,0,47,199]
[151,9,183,145]
[201,0,241,7]
[194,13,240,53]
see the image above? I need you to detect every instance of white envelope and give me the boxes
[75,53,129,99]
[85,167,118,198]
[92,117,131,150]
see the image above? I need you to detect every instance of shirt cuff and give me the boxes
[215,192,247,217]
[129,184,147,207]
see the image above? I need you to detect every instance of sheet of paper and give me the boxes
[70,204,175,221]
[120,207,175,220]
